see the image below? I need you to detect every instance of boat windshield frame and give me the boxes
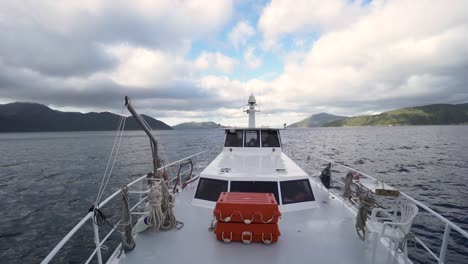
[223,128,282,148]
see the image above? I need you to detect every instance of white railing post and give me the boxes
[439,224,451,264]
[92,221,103,264]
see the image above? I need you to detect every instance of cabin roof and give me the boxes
[200,150,307,181]
[223,127,283,130]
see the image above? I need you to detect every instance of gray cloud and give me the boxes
[1,0,468,127]
[0,0,236,121]
[0,1,231,77]
[0,60,238,115]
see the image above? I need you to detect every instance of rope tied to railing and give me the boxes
[89,186,136,254]
[148,180,164,230]
[120,186,135,252]
[398,232,417,252]
[343,172,354,200]
[341,170,377,240]
[355,192,376,240]
[319,162,332,189]
[147,179,184,231]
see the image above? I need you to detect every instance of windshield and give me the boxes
[225,130,243,147]
[280,179,315,204]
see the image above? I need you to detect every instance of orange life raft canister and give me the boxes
[213,192,281,244]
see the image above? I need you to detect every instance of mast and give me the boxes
[245,93,258,128]
[124,96,161,175]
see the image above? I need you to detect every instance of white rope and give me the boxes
[95,110,127,205]
[95,112,124,204]
[160,180,178,230]
[147,179,182,231]
[140,113,153,131]
[97,117,127,203]
[148,180,164,230]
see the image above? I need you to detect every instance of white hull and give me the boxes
[106,154,409,264]
[41,97,468,264]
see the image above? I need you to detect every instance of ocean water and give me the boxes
[0,126,467,263]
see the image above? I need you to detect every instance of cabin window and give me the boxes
[230,181,280,203]
[244,130,259,147]
[225,130,243,147]
[195,178,228,201]
[280,179,315,205]
[261,130,280,147]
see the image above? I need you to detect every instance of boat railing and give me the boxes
[285,148,468,264]
[41,146,221,264]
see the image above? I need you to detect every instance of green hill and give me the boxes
[322,104,468,127]
[172,121,221,129]
[288,113,347,128]
[0,102,172,132]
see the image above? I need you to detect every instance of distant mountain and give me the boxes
[287,113,347,128]
[172,121,221,129]
[322,104,468,127]
[457,103,468,110]
[0,102,172,132]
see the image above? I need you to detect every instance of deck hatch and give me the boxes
[280,179,315,205]
[195,178,228,202]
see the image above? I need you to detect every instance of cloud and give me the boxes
[194,52,237,73]
[104,44,193,87]
[0,0,238,125]
[228,20,256,48]
[1,0,468,127]
[262,0,468,117]
[258,0,365,49]
[0,0,233,77]
[244,47,263,70]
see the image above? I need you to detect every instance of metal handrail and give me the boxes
[84,194,149,264]
[41,147,219,264]
[301,152,468,264]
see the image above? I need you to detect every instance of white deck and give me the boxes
[108,177,405,264]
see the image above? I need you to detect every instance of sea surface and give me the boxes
[0,126,467,263]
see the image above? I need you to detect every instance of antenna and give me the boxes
[258,86,261,112]
[242,85,246,112]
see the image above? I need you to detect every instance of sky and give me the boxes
[1,0,468,127]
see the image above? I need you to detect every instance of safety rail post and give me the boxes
[92,220,103,264]
[439,224,451,264]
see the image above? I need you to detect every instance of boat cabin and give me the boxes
[192,128,318,212]
[224,128,282,149]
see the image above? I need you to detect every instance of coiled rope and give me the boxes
[355,193,375,240]
[343,172,354,200]
[120,186,135,252]
[148,180,164,230]
[319,162,332,189]
[343,170,377,240]
[147,179,184,231]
